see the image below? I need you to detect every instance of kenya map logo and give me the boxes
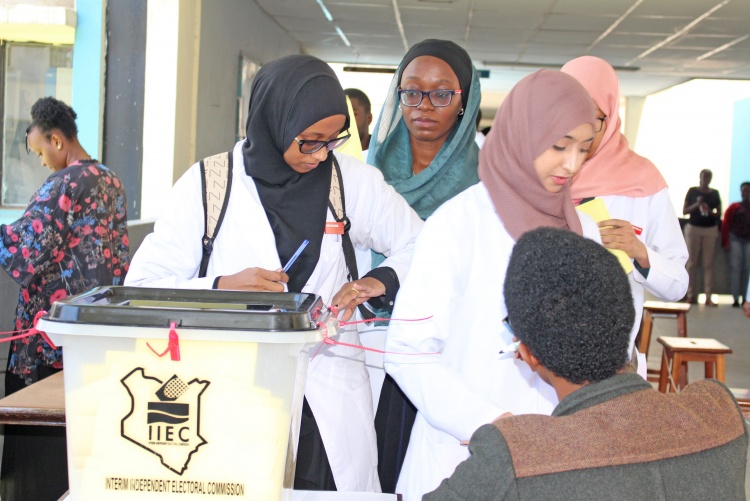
[121,368,210,474]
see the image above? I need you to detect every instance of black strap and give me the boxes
[328,157,375,320]
[198,151,233,278]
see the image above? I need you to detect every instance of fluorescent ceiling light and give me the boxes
[696,34,749,61]
[625,0,732,66]
[315,0,334,22]
[335,26,351,47]
[483,61,640,72]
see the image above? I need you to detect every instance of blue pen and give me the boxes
[282,239,309,273]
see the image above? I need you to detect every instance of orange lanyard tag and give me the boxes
[325,222,344,235]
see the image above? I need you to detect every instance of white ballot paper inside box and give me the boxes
[39,286,325,501]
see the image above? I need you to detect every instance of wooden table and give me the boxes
[0,371,65,426]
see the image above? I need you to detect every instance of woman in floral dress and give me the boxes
[0,96,129,500]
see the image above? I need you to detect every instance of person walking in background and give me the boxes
[561,56,688,362]
[722,182,750,307]
[0,96,129,501]
[344,88,372,151]
[683,169,722,305]
[365,38,481,493]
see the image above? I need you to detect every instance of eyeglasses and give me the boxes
[295,132,351,154]
[502,316,514,335]
[595,115,607,133]
[398,88,462,108]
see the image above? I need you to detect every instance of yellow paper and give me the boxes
[576,198,634,274]
[338,96,364,161]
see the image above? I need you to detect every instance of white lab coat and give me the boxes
[126,142,424,492]
[599,188,689,357]
[383,182,601,501]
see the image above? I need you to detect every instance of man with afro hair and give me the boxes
[426,227,747,500]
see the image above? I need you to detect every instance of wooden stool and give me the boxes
[639,301,691,384]
[657,337,732,393]
[730,388,750,419]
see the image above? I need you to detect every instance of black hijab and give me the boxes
[243,55,349,292]
[398,39,473,109]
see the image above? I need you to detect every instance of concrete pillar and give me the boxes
[72,0,106,160]
[141,0,201,219]
[624,96,646,149]
[728,97,750,202]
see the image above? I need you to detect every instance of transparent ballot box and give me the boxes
[38,286,324,500]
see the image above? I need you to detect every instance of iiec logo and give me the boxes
[121,368,210,474]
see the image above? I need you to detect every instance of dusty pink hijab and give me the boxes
[479,69,595,241]
[561,56,667,198]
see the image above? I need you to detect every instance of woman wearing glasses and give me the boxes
[365,39,481,492]
[561,56,688,359]
[383,69,599,500]
[126,54,423,492]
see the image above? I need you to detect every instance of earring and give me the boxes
[458,109,464,116]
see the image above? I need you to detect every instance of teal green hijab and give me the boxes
[367,40,481,223]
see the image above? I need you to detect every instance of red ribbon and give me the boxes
[315,316,438,357]
[0,310,54,348]
[147,322,181,361]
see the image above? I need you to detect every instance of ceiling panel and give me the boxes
[616,16,694,34]
[255,0,750,97]
[632,0,726,17]
[542,13,621,31]
[553,0,640,15]
[533,30,604,44]
[470,11,546,30]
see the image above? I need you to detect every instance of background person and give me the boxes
[561,55,688,360]
[683,169,722,305]
[0,96,129,501]
[425,227,748,501]
[383,69,597,500]
[344,88,372,151]
[722,182,750,307]
[365,38,481,493]
[474,108,485,148]
[125,55,423,492]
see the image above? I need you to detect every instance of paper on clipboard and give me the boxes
[576,198,634,274]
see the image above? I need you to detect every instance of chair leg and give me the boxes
[705,360,715,379]
[676,312,687,338]
[640,311,654,358]
[670,353,683,393]
[716,356,726,383]
[659,350,670,393]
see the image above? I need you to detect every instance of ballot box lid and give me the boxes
[44,286,325,331]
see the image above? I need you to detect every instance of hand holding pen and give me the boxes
[215,267,289,292]
[215,239,307,292]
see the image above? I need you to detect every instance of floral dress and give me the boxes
[0,160,129,385]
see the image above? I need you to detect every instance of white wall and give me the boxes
[635,79,750,215]
[140,0,299,220]
[194,0,300,164]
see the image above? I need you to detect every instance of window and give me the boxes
[2,43,73,206]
